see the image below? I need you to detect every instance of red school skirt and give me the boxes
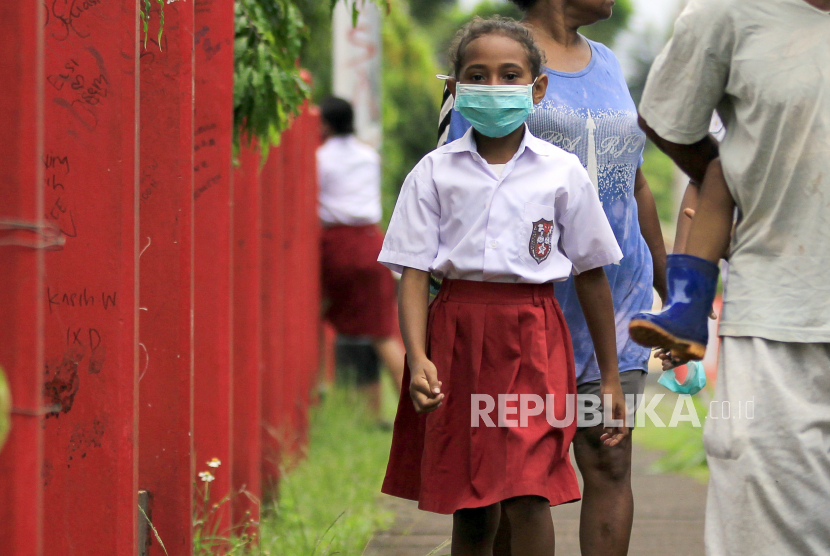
[320,224,398,338]
[381,279,580,515]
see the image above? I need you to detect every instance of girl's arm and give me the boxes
[634,169,668,303]
[399,267,444,413]
[573,267,628,446]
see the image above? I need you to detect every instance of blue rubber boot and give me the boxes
[629,254,719,361]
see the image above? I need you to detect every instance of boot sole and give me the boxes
[628,319,706,361]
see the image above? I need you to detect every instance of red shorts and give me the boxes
[321,224,398,338]
[381,279,580,514]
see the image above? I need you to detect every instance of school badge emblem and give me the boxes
[529,219,554,264]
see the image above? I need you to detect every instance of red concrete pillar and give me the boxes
[232,146,263,528]
[137,3,195,555]
[0,1,44,555]
[193,0,235,534]
[40,0,139,554]
[259,145,285,490]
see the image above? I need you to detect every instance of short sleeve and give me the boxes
[556,163,623,274]
[639,0,735,145]
[378,161,441,274]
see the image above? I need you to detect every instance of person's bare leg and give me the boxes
[501,496,555,556]
[574,425,633,556]
[372,336,404,389]
[452,503,501,556]
[356,381,381,419]
[683,158,735,263]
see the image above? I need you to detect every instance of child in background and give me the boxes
[378,17,627,555]
[316,97,405,419]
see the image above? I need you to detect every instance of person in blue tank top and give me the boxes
[438,1,667,554]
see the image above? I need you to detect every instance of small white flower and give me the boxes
[207,458,221,468]
[198,471,215,483]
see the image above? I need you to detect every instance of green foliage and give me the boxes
[641,141,677,224]
[234,0,310,152]
[139,0,164,49]
[259,388,394,555]
[409,0,457,24]
[381,4,444,225]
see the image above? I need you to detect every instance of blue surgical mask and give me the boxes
[454,82,536,138]
[658,361,707,396]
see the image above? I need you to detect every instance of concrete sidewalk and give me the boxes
[364,443,707,556]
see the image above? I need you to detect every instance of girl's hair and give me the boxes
[449,16,545,79]
[508,0,538,9]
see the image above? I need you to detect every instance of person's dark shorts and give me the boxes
[335,336,380,387]
[576,369,647,430]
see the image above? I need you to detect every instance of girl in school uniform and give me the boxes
[378,17,627,556]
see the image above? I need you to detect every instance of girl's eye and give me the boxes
[504,73,518,81]
[472,74,486,81]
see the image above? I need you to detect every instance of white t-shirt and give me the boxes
[378,126,622,284]
[640,0,830,342]
[316,135,383,226]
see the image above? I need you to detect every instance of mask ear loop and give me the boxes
[436,74,451,80]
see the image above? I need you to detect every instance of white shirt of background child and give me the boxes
[317,135,383,226]
[378,126,622,284]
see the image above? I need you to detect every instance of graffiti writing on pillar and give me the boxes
[43,153,77,239]
[47,286,118,314]
[195,0,213,15]
[48,50,109,132]
[67,418,106,467]
[195,26,222,62]
[194,123,222,200]
[45,0,104,41]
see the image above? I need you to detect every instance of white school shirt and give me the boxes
[378,126,622,284]
[640,0,830,342]
[316,135,383,226]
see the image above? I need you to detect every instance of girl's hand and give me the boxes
[408,354,444,414]
[599,380,629,446]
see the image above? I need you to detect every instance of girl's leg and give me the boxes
[452,503,501,556]
[683,158,735,262]
[501,496,555,556]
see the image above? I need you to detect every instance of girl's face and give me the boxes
[450,34,548,104]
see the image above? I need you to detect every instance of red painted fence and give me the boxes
[0,0,323,553]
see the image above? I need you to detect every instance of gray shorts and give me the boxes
[575,369,647,429]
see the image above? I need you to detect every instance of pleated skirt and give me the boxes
[381,279,581,515]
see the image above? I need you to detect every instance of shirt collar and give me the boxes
[443,124,550,158]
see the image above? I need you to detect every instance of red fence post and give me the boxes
[40,0,139,553]
[137,3,195,554]
[193,0,236,534]
[260,145,286,491]
[232,145,263,528]
[0,1,44,555]
[279,107,322,453]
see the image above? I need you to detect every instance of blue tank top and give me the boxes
[447,39,652,384]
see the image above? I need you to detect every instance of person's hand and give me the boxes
[599,379,629,446]
[655,347,687,370]
[408,354,444,414]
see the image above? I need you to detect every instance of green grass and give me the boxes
[634,389,710,483]
[258,385,396,556]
